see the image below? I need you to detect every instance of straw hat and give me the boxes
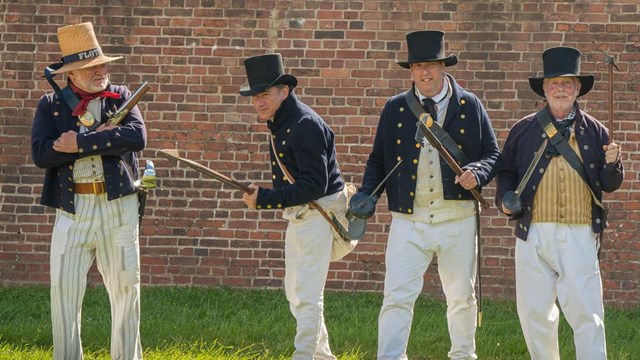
[51,22,123,74]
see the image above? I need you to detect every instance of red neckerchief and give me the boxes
[69,81,121,117]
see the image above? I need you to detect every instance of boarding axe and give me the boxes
[603,52,619,143]
[158,149,254,194]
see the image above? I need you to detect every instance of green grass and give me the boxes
[0,286,638,359]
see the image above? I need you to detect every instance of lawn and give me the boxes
[0,286,638,359]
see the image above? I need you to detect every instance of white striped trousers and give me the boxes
[50,193,142,360]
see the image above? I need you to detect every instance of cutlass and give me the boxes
[502,140,548,214]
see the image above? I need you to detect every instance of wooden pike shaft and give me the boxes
[604,52,619,143]
[416,120,490,209]
[158,149,254,194]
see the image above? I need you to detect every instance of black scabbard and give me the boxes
[137,188,148,230]
[475,200,483,327]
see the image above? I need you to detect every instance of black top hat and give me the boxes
[396,30,458,69]
[528,46,594,98]
[239,53,298,96]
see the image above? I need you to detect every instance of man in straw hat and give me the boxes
[31,22,146,359]
[239,53,349,359]
[352,30,501,359]
[495,46,623,359]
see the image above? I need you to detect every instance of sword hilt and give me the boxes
[502,191,523,215]
[141,160,157,189]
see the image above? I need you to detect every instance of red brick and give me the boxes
[1,0,638,307]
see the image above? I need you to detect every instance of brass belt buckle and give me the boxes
[92,180,101,194]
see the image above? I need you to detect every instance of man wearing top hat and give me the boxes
[31,22,146,359]
[495,47,623,359]
[239,53,346,359]
[352,30,501,359]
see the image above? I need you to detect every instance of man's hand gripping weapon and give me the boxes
[415,120,490,209]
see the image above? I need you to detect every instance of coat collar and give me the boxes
[266,92,297,133]
[441,73,462,129]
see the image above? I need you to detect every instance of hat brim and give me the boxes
[239,74,298,96]
[528,74,594,98]
[396,55,458,69]
[51,55,123,74]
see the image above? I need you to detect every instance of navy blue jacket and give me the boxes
[495,104,624,240]
[31,83,147,214]
[361,74,501,214]
[256,93,343,210]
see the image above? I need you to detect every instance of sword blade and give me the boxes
[366,159,403,201]
[514,140,548,195]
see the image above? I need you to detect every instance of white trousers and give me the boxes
[284,202,336,360]
[516,223,607,360]
[50,193,142,360]
[378,216,478,360]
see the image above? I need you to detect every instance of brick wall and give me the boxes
[1,0,638,307]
